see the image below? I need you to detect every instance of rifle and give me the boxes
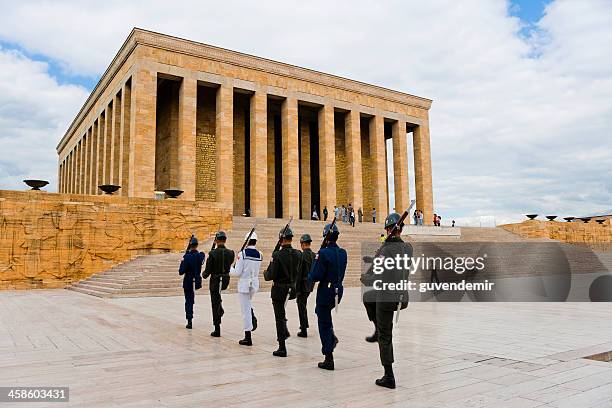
[186,234,195,254]
[273,217,293,254]
[239,221,257,253]
[210,223,221,251]
[271,217,293,308]
[319,217,337,250]
[232,220,257,268]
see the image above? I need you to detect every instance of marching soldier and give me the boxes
[296,234,315,338]
[361,212,412,389]
[203,231,234,337]
[229,231,263,346]
[178,236,205,329]
[308,223,347,370]
[264,227,301,357]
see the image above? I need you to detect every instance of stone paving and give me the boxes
[1,288,612,407]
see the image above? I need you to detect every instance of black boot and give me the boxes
[239,331,252,346]
[318,353,334,370]
[251,309,258,331]
[375,365,396,389]
[210,324,221,337]
[273,340,287,357]
[365,329,379,343]
[297,328,307,338]
[185,319,192,329]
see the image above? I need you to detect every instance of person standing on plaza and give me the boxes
[419,210,424,225]
[372,207,377,223]
[361,212,412,389]
[229,232,262,346]
[312,205,319,221]
[413,210,418,225]
[296,234,315,338]
[308,222,347,370]
[323,206,329,222]
[264,227,301,357]
[202,231,234,337]
[178,236,205,330]
[358,207,363,223]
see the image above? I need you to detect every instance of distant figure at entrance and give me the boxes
[372,208,377,223]
[323,206,329,221]
[312,205,319,221]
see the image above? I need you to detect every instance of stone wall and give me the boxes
[0,190,232,289]
[195,86,217,201]
[334,114,347,205]
[361,119,373,221]
[500,219,612,248]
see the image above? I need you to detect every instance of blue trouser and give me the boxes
[315,304,335,355]
[184,286,194,320]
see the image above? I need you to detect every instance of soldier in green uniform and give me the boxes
[296,234,315,338]
[203,231,234,337]
[361,212,412,389]
[264,227,301,357]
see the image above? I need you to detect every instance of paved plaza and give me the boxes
[1,288,612,407]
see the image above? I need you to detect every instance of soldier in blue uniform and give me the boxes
[307,223,347,370]
[178,236,205,329]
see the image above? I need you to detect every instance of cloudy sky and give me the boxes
[0,0,610,225]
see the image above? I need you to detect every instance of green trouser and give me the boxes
[364,301,395,366]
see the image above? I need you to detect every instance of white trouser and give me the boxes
[239,289,255,331]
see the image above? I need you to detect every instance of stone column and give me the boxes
[92,121,100,194]
[112,93,122,186]
[82,134,89,194]
[104,104,113,185]
[76,141,82,194]
[216,82,233,207]
[369,115,388,222]
[177,77,197,201]
[318,104,336,215]
[250,91,268,216]
[413,119,434,225]
[119,82,131,196]
[128,68,157,198]
[96,114,105,193]
[392,120,410,212]
[70,150,75,194]
[345,109,363,211]
[281,96,299,218]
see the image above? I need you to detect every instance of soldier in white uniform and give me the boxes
[230,231,263,346]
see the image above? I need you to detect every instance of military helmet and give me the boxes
[384,212,403,229]
[245,231,258,241]
[189,236,199,246]
[300,233,312,243]
[323,223,340,237]
[279,227,294,239]
[215,231,227,240]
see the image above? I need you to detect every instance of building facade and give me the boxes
[57,28,434,223]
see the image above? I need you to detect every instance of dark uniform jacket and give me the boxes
[308,242,347,307]
[179,250,205,289]
[361,236,412,311]
[203,245,234,292]
[264,244,301,302]
[297,248,316,294]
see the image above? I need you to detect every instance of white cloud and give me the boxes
[0,47,88,190]
[0,0,610,224]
